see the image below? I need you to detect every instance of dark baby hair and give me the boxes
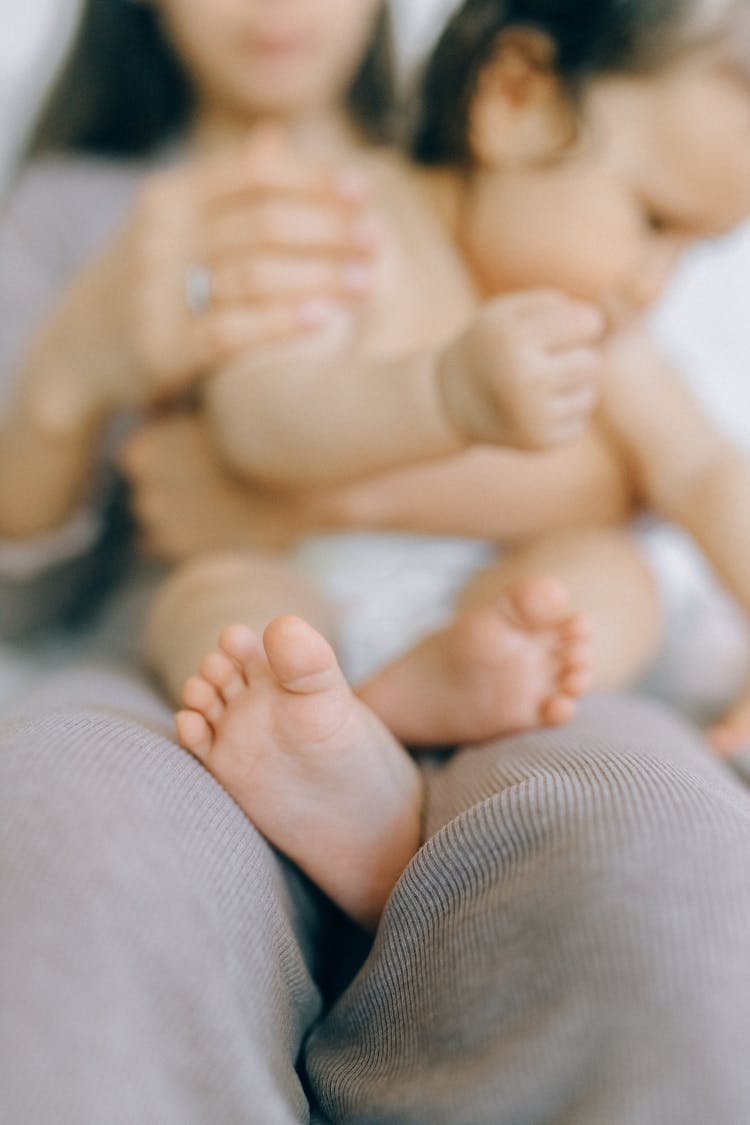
[414,0,715,164]
[31,0,397,157]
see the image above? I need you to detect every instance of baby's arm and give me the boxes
[601,327,750,583]
[206,291,604,488]
[315,432,632,541]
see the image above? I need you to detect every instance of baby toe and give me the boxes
[200,650,246,702]
[182,675,224,726]
[559,667,592,697]
[219,624,264,681]
[175,709,214,759]
[540,694,577,727]
[505,577,570,630]
[559,613,592,643]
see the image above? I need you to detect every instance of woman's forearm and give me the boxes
[0,260,129,538]
[0,362,105,538]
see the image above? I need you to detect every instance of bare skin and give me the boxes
[176,615,422,931]
[357,577,591,746]
[456,529,663,692]
[195,31,750,758]
[710,702,750,757]
[176,577,591,927]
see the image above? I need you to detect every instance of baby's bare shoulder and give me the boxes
[355,152,476,355]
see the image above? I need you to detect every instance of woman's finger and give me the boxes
[210,253,374,304]
[192,124,371,208]
[138,298,342,397]
[202,198,380,260]
[187,300,342,368]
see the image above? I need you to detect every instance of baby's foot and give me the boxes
[176,616,422,929]
[357,577,591,746]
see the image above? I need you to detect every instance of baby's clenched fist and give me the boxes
[436,290,605,450]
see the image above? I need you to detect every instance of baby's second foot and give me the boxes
[175,616,422,930]
[708,686,750,759]
[358,577,591,746]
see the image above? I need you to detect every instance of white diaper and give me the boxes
[634,520,750,723]
[290,532,495,684]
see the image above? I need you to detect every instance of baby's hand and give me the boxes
[436,290,605,450]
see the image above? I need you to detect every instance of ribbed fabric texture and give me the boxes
[306,695,750,1124]
[5,685,750,1123]
[0,670,323,1125]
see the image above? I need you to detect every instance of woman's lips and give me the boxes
[240,31,311,59]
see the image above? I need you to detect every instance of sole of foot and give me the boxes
[176,615,422,929]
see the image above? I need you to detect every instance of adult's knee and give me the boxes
[0,707,323,1124]
[424,693,731,839]
[310,695,750,1125]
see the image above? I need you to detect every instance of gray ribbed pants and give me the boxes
[3,668,750,1124]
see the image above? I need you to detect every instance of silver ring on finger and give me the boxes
[184,263,214,314]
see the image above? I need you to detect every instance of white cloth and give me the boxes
[292,531,495,683]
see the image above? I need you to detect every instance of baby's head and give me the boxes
[416,0,750,321]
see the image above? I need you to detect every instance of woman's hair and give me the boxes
[414,0,721,164]
[31,0,396,157]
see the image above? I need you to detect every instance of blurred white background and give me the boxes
[0,0,80,184]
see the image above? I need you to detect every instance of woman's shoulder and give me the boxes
[5,152,146,230]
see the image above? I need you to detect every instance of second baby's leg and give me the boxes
[457,529,663,692]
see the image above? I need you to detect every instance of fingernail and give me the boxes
[297,298,340,327]
[341,261,373,293]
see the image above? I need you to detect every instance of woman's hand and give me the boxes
[47,124,379,420]
[119,412,320,559]
[0,127,377,538]
[114,126,377,406]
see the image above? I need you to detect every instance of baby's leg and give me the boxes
[458,529,662,691]
[357,576,592,746]
[145,550,336,704]
[176,616,422,931]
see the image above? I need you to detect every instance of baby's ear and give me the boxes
[468,27,575,167]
